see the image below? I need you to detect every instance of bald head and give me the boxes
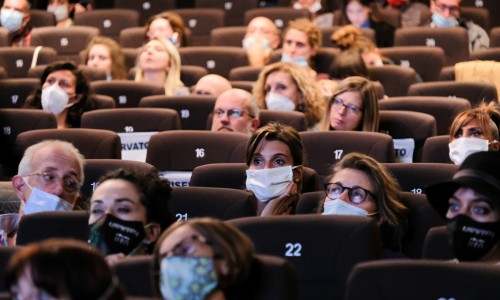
[211,88,260,134]
[193,74,232,97]
[246,16,280,49]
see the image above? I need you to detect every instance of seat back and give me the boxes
[345,259,500,300]
[82,159,156,200]
[229,215,382,300]
[0,247,22,292]
[0,47,57,78]
[91,80,165,108]
[469,47,500,61]
[92,94,116,109]
[30,26,100,63]
[119,27,145,48]
[259,110,309,132]
[460,6,490,32]
[140,95,216,130]
[367,65,417,97]
[490,27,500,48]
[29,9,56,27]
[195,0,258,26]
[379,110,437,163]
[190,163,321,193]
[228,66,262,81]
[73,9,139,41]
[422,226,453,260]
[299,131,395,178]
[15,128,122,161]
[180,65,209,87]
[407,81,498,106]
[210,26,247,47]
[170,186,256,221]
[16,211,89,245]
[421,135,452,163]
[394,27,469,66]
[384,163,458,194]
[179,46,249,77]
[0,78,40,108]
[171,9,225,46]
[114,0,176,24]
[112,255,155,297]
[244,7,310,30]
[380,46,446,82]
[378,96,471,135]
[0,109,56,177]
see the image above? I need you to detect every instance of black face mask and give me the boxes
[88,214,146,256]
[447,214,500,262]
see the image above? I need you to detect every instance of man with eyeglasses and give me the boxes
[428,0,489,51]
[211,88,260,134]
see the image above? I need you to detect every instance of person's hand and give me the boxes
[246,36,272,67]
[104,253,125,266]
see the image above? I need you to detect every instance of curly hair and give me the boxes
[253,62,325,126]
[283,18,322,51]
[82,36,128,80]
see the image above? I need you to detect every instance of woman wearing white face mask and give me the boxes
[25,61,94,128]
[47,0,74,28]
[318,152,408,253]
[448,102,500,165]
[245,122,305,216]
[253,62,325,129]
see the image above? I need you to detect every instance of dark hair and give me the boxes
[26,61,94,128]
[329,49,369,79]
[97,168,173,231]
[5,239,125,300]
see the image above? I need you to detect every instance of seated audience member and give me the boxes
[5,239,125,299]
[88,168,173,265]
[47,0,74,28]
[319,76,379,131]
[8,140,85,245]
[153,217,254,300]
[448,102,500,165]
[83,36,128,80]
[253,62,325,129]
[244,16,281,67]
[426,151,500,263]
[145,12,187,48]
[211,88,260,134]
[281,18,322,76]
[426,0,489,51]
[319,152,408,254]
[341,0,395,47]
[1,0,32,46]
[25,61,95,129]
[292,0,334,27]
[385,0,431,27]
[135,37,186,96]
[329,49,369,80]
[246,122,304,216]
[193,74,232,97]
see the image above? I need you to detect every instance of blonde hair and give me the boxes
[320,76,379,131]
[283,18,322,52]
[82,36,127,80]
[449,102,500,142]
[135,37,185,96]
[253,62,325,126]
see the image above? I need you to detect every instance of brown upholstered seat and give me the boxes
[0,47,57,78]
[368,65,417,97]
[74,9,139,41]
[244,7,310,30]
[195,0,258,26]
[210,26,247,47]
[179,46,249,77]
[114,0,176,24]
[0,78,40,108]
[170,9,225,46]
[408,81,498,106]
[421,135,452,164]
[29,9,56,27]
[91,80,165,108]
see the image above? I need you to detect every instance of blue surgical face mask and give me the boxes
[160,256,218,300]
[431,12,457,28]
[22,179,73,215]
[0,8,24,32]
[281,54,309,67]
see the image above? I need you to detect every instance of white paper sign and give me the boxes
[118,132,158,162]
[159,171,192,187]
[393,138,415,163]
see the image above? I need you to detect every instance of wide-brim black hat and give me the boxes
[426,151,500,218]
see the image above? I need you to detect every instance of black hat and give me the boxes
[426,151,500,218]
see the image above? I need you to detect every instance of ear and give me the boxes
[293,166,303,183]
[73,94,83,105]
[144,222,162,243]
[251,118,260,131]
[12,175,27,203]
[489,141,500,151]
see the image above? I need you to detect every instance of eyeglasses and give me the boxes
[433,0,459,14]
[160,235,211,258]
[213,108,252,119]
[331,98,363,115]
[324,182,375,204]
[25,171,81,194]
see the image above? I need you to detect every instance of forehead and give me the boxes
[346,0,365,9]
[145,39,165,49]
[266,70,294,84]
[461,118,482,129]
[31,144,82,177]
[150,18,171,28]
[3,0,28,10]
[332,168,374,189]
[215,93,248,109]
[89,44,110,55]
[436,0,460,5]
[248,17,275,31]
[255,139,292,157]
[336,90,363,105]
[46,70,76,82]
[285,28,309,42]
[91,179,140,202]
[160,224,199,253]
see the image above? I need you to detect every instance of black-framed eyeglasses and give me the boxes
[433,0,459,14]
[160,235,211,259]
[25,171,81,194]
[213,108,252,119]
[324,182,375,204]
[331,98,363,115]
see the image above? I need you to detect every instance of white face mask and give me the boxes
[322,199,373,217]
[246,166,296,202]
[293,1,322,13]
[265,92,296,111]
[41,83,75,116]
[242,37,270,51]
[47,4,69,22]
[0,8,24,32]
[449,138,489,165]
[22,179,73,215]
[281,54,309,67]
